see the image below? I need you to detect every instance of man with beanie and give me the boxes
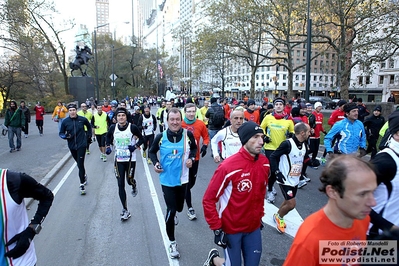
[260,97,294,203]
[356,98,370,122]
[363,105,385,159]
[4,101,25,153]
[369,109,399,238]
[203,121,270,266]
[259,102,271,124]
[324,102,367,157]
[270,122,311,234]
[206,97,225,154]
[106,107,144,221]
[59,103,92,195]
[320,99,347,162]
[244,99,260,124]
[182,103,209,221]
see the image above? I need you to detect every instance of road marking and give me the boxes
[52,162,76,196]
[141,150,179,266]
[262,200,304,238]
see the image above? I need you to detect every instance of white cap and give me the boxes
[314,102,322,109]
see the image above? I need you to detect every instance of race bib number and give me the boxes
[289,164,302,177]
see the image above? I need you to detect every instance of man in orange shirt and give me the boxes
[244,99,260,124]
[222,98,231,121]
[182,103,210,220]
[284,155,377,265]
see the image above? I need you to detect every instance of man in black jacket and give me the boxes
[205,97,225,155]
[59,103,92,195]
[363,105,385,159]
[19,101,30,138]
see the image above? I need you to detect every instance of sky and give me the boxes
[54,0,134,57]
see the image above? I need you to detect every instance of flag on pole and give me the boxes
[158,60,164,79]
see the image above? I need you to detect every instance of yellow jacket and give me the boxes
[52,105,68,119]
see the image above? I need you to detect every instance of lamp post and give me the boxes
[305,0,312,102]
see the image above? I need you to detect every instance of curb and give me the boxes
[25,152,72,208]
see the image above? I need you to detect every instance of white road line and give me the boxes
[52,162,76,196]
[262,200,304,238]
[142,151,180,266]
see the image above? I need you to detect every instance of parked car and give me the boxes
[308,96,336,109]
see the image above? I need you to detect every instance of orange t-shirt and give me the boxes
[223,104,230,120]
[284,208,370,266]
[182,119,210,160]
[244,109,260,124]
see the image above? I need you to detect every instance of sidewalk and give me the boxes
[0,114,71,183]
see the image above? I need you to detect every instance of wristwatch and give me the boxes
[214,229,222,236]
[29,223,42,234]
[275,170,281,175]
[190,157,195,161]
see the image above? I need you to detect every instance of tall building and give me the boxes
[96,0,110,34]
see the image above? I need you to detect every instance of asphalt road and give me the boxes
[1,108,330,266]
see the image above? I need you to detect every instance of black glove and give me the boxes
[358,148,367,158]
[5,227,35,259]
[214,229,230,249]
[200,145,207,157]
[323,131,328,135]
[263,136,271,143]
[276,171,286,183]
[128,145,136,153]
[106,147,112,155]
[87,136,92,144]
[144,125,148,129]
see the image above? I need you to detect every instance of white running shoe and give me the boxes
[80,184,86,195]
[121,209,131,221]
[298,180,307,189]
[169,241,180,259]
[174,215,179,225]
[83,175,88,185]
[187,208,197,220]
[266,190,276,203]
[271,186,277,195]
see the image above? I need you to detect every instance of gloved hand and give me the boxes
[358,148,367,158]
[200,145,207,157]
[106,147,112,155]
[263,135,271,143]
[214,229,230,249]
[128,145,136,153]
[5,227,35,259]
[60,133,71,139]
[144,125,148,129]
[87,137,92,145]
[276,171,286,183]
[323,131,328,135]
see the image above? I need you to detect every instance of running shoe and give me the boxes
[169,241,180,259]
[302,174,310,182]
[121,209,131,221]
[320,157,327,165]
[143,150,146,158]
[174,215,179,225]
[273,213,286,234]
[203,248,219,266]
[271,186,277,195]
[187,207,197,220]
[147,158,152,164]
[298,180,307,189]
[102,156,107,162]
[80,184,86,195]
[84,174,88,185]
[266,190,276,203]
[131,184,138,197]
[86,149,90,155]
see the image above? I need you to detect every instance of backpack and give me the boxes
[211,106,225,127]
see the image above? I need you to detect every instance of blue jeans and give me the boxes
[8,126,22,149]
[224,228,262,266]
[58,118,65,133]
